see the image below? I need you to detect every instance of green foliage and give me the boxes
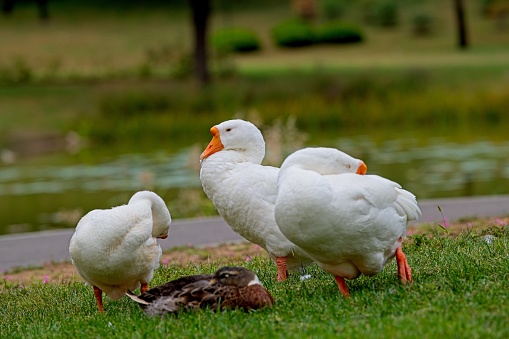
[411,10,434,36]
[2,226,509,337]
[0,58,33,84]
[320,0,348,21]
[272,19,364,47]
[363,0,400,28]
[271,19,315,47]
[142,45,194,79]
[99,92,171,117]
[211,28,262,54]
[314,21,364,44]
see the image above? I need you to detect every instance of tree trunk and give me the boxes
[189,0,211,86]
[453,0,468,49]
[36,0,50,21]
[2,0,15,15]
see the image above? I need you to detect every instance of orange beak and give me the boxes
[356,161,367,175]
[200,126,224,160]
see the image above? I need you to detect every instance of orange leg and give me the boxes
[276,257,288,282]
[140,282,149,294]
[93,286,104,313]
[334,276,350,298]
[395,246,412,284]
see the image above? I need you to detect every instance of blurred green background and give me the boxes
[0,0,508,235]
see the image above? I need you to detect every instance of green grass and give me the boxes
[2,225,509,338]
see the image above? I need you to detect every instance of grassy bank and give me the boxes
[1,1,509,151]
[1,224,509,338]
[2,67,508,153]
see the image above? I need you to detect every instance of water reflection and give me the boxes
[0,138,508,235]
[333,137,509,198]
[0,148,201,196]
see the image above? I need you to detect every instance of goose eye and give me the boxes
[346,164,351,169]
[226,128,232,132]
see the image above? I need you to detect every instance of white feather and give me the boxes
[274,147,421,279]
[69,190,171,300]
[199,120,315,271]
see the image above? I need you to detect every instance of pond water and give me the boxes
[0,129,508,235]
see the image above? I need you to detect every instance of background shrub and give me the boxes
[211,27,261,54]
[320,0,348,21]
[363,0,399,28]
[272,19,315,47]
[314,21,364,44]
[411,10,434,37]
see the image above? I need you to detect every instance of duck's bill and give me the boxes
[200,126,224,160]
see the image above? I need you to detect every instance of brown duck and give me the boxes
[126,266,274,316]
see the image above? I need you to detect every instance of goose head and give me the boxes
[200,119,265,164]
[280,147,367,175]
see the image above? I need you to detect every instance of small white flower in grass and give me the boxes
[300,274,311,281]
[484,235,496,244]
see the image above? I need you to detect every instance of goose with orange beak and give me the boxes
[199,119,367,281]
[274,147,420,297]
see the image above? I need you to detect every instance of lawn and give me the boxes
[1,221,509,338]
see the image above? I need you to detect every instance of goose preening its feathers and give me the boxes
[274,147,421,297]
[199,120,365,281]
[69,190,171,312]
[126,266,274,316]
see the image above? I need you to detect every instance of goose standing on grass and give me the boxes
[199,119,366,281]
[69,190,171,312]
[126,266,274,316]
[274,147,421,297]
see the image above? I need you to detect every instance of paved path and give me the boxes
[1,195,508,273]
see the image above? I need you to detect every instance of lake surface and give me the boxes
[0,130,508,235]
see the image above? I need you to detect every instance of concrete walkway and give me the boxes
[1,195,508,273]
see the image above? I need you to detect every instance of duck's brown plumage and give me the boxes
[126,266,274,316]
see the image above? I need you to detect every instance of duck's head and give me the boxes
[280,147,367,175]
[200,119,265,164]
[209,266,262,287]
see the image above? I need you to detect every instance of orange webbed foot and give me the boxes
[396,246,412,284]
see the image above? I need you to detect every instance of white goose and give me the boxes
[69,190,171,312]
[274,147,421,297]
[199,119,366,281]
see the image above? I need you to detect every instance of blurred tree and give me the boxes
[453,0,468,49]
[1,0,50,20]
[1,0,14,14]
[188,0,211,86]
[292,0,317,21]
[482,0,509,31]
